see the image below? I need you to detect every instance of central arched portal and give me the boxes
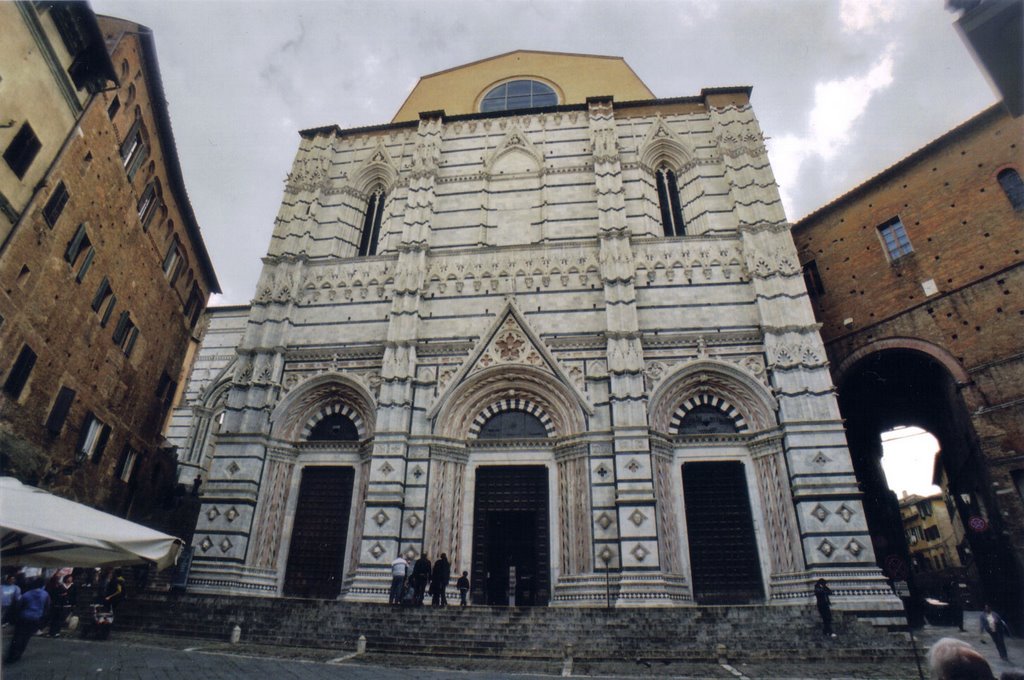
[838,347,1021,619]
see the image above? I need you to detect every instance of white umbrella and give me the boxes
[0,477,182,570]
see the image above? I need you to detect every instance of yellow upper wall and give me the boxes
[392,50,655,122]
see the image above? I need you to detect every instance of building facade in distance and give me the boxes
[173,51,901,619]
[792,103,1023,621]
[0,4,219,519]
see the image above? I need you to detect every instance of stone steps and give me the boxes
[107,592,916,663]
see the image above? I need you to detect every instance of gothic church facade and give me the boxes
[172,51,900,617]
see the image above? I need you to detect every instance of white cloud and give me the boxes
[840,0,896,33]
[768,46,895,215]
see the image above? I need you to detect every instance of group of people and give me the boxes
[389,552,471,608]
[1,567,126,664]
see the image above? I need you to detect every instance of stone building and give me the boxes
[791,103,1024,620]
[174,51,901,619]
[898,492,966,596]
[0,4,219,518]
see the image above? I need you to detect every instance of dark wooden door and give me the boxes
[471,465,550,606]
[283,466,355,599]
[683,461,764,604]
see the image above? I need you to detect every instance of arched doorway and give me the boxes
[838,348,1021,620]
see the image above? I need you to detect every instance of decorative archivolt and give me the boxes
[269,373,376,441]
[301,402,366,440]
[433,364,585,440]
[349,140,399,194]
[669,394,748,435]
[637,117,695,176]
[467,398,555,439]
[648,359,777,434]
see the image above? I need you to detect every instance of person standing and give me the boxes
[814,578,837,638]
[5,579,49,664]
[388,554,409,606]
[411,553,431,607]
[103,572,126,613]
[457,571,470,607]
[1,574,21,626]
[980,604,1011,661]
[47,573,75,637]
[431,553,451,608]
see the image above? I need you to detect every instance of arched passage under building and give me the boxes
[837,347,1021,623]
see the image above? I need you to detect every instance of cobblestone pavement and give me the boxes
[1,620,1021,680]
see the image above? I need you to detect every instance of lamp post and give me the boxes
[601,550,613,610]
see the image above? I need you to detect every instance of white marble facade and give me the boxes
[168,90,901,618]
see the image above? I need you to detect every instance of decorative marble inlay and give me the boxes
[407,512,421,528]
[596,512,613,530]
[626,459,641,473]
[374,509,390,527]
[225,507,239,522]
[811,452,830,465]
[404,546,417,561]
[631,543,650,562]
[370,542,386,559]
[811,504,830,522]
[630,509,648,527]
[219,538,233,553]
[595,464,610,480]
[598,546,614,564]
[199,536,213,552]
[412,465,424,480]
[837,504,855,523]
[206,507,220,521]
[227,461,241,475]
[845,539,864,556]
[380,461,395,476]
[817,539,835,557]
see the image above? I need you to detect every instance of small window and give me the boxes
[45,386,76,435]
[878,217,913,262]
[480,79,558,113]
[76,413,110,463]
[42,182,69,228]
[137,182,159,230]
[3,123,42,179]
[997,168,1024,211]
[119,118,148,180]
[655,165,685,237]
[91,278,117,328]
[64,223,95,282]
[924,525,941,541]
[3,344,37,399]
[112,311,138,356]
[802,260,825,297]
[116,446,138,482]
[184,283,204,328]
[357,188,386,256]
[308,412,360,441]
[477,410,549,439]
[107,95,121,120]
[163,241,183,282]
[916,501,933,519]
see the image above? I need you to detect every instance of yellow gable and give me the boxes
[392,50,655,122]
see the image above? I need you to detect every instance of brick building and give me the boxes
[791,104,1024,620]
[0,4,219,520]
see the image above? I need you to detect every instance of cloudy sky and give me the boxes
[91,0,996,306]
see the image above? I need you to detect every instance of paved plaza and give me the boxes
[2,617,1022,680]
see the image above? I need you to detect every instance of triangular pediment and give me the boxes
[483,126,544,176]
[427,301,592,418]
[350,139,399,193]
[637,116,693,173]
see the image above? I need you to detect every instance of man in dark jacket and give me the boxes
[411,553,431,607]
[431,553,451,607]
[814,578,836,637]
[47,573,76,637]
[980,604,1011,661]
[5,579,50,663]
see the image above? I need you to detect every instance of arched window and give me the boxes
[655,165,685,236]
[480,80,557,113]
[477,410,548,439]
[357,187,385,256]
[308,412,359,441]
[997,168,1024,211]
[677,405,738,434]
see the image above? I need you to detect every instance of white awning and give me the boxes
[0,477,182,570]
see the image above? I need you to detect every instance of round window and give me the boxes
[480,79,557,113]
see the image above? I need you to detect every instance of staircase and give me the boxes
[112,592,916,664]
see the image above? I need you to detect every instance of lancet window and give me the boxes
[656,165,685,237]
[357,187,386,256]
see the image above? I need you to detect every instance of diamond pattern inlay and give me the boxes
[370,542,385,559]
[811,504,830,522]
[630,509,647,527]
[596,512,613,530]
[598,546,614,564]
[845,539,864,556]
[817,539,835,557]
[595,464,610,480]
[227,461,241,475]
[625,459,641,473]
[379,462,394,476]
[837,504,855,523]
[631,543,650,562]
[219,538,233,553]
[407,512,421,529]
[199,536,213,552]
[206,507,220,521]
[225,507,239,522]
[374,509,390,527]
